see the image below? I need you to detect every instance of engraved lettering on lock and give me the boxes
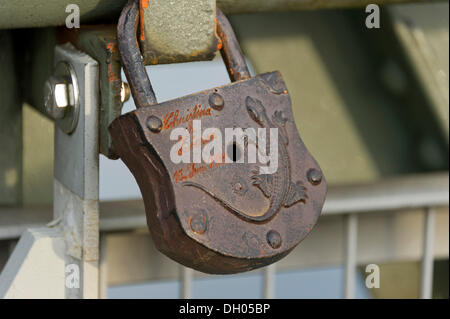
[173,158,226,183]
[162,104,212,131]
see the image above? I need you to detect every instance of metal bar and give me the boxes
[218,0,439,14]
[53,44,100,299]
[344,214,358,299]
[180,266,193,299]
[0,0,436,29]
[420,207,436,299]
[323,172,449,215]
[263,264,276,299]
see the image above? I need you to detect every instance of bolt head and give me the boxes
[44,76,71,119]
[120,82,131,103]
[189,212,207,234]
[266,230,282,249]
[307,168,323,185]
[209,92,224,110]
[146,115,163,133]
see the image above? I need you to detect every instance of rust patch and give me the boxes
[139,0,149,42]
[106,42,117,52]
[215,16,223,50]
[106,42,120,83]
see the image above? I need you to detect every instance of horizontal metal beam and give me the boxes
[218,0,439,14]
[323,171,449,214]
[0,0,438,29]
[0,172,447,240]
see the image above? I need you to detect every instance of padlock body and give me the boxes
[109,71,326,274]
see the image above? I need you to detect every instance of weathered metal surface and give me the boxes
[58,26,124,158]
[110,6,326,273]
[217,9,251,81]
[117,0,157,108]
[109,73,327,273]
[0,0,437,29]
[139,0,219,65]
[0,31,22,205]
[12,26,122,158]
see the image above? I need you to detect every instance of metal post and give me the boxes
[420,206,436,299]
[344,214,358,299]
[263,264,276,299]
[53,43,100,298]
[0,44,100,298]
[180,266,193,299]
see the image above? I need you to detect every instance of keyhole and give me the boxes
[227,142,242,162]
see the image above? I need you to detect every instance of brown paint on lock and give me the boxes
[139,0,149,42]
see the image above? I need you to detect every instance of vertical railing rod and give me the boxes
[180,266,193,299]
[420,206,435,299]
[263,264,276,299]
[344,213,358,299]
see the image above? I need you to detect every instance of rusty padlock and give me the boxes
[109,1,327,274]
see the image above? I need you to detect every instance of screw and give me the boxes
[146,115,162,133]
[209,92,224,110]
[266,230,282,249]
[307,168,322,185]
[189,213,207,234]
[44,76,72,119]
[120,82,131,103]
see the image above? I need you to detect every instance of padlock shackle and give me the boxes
[117,0,157,108]
[216,9,251,82]
[117,0,250,108]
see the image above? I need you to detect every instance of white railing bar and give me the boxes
[263,264,276,299]
[323,172,448,215]
[180,266,193,299]
[344,214,358,299]
[420,206,436,299]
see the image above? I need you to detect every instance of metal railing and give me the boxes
[178,172,449,299]
[0,172,447,298]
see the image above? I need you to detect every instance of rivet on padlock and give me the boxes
[109,0,327,274]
